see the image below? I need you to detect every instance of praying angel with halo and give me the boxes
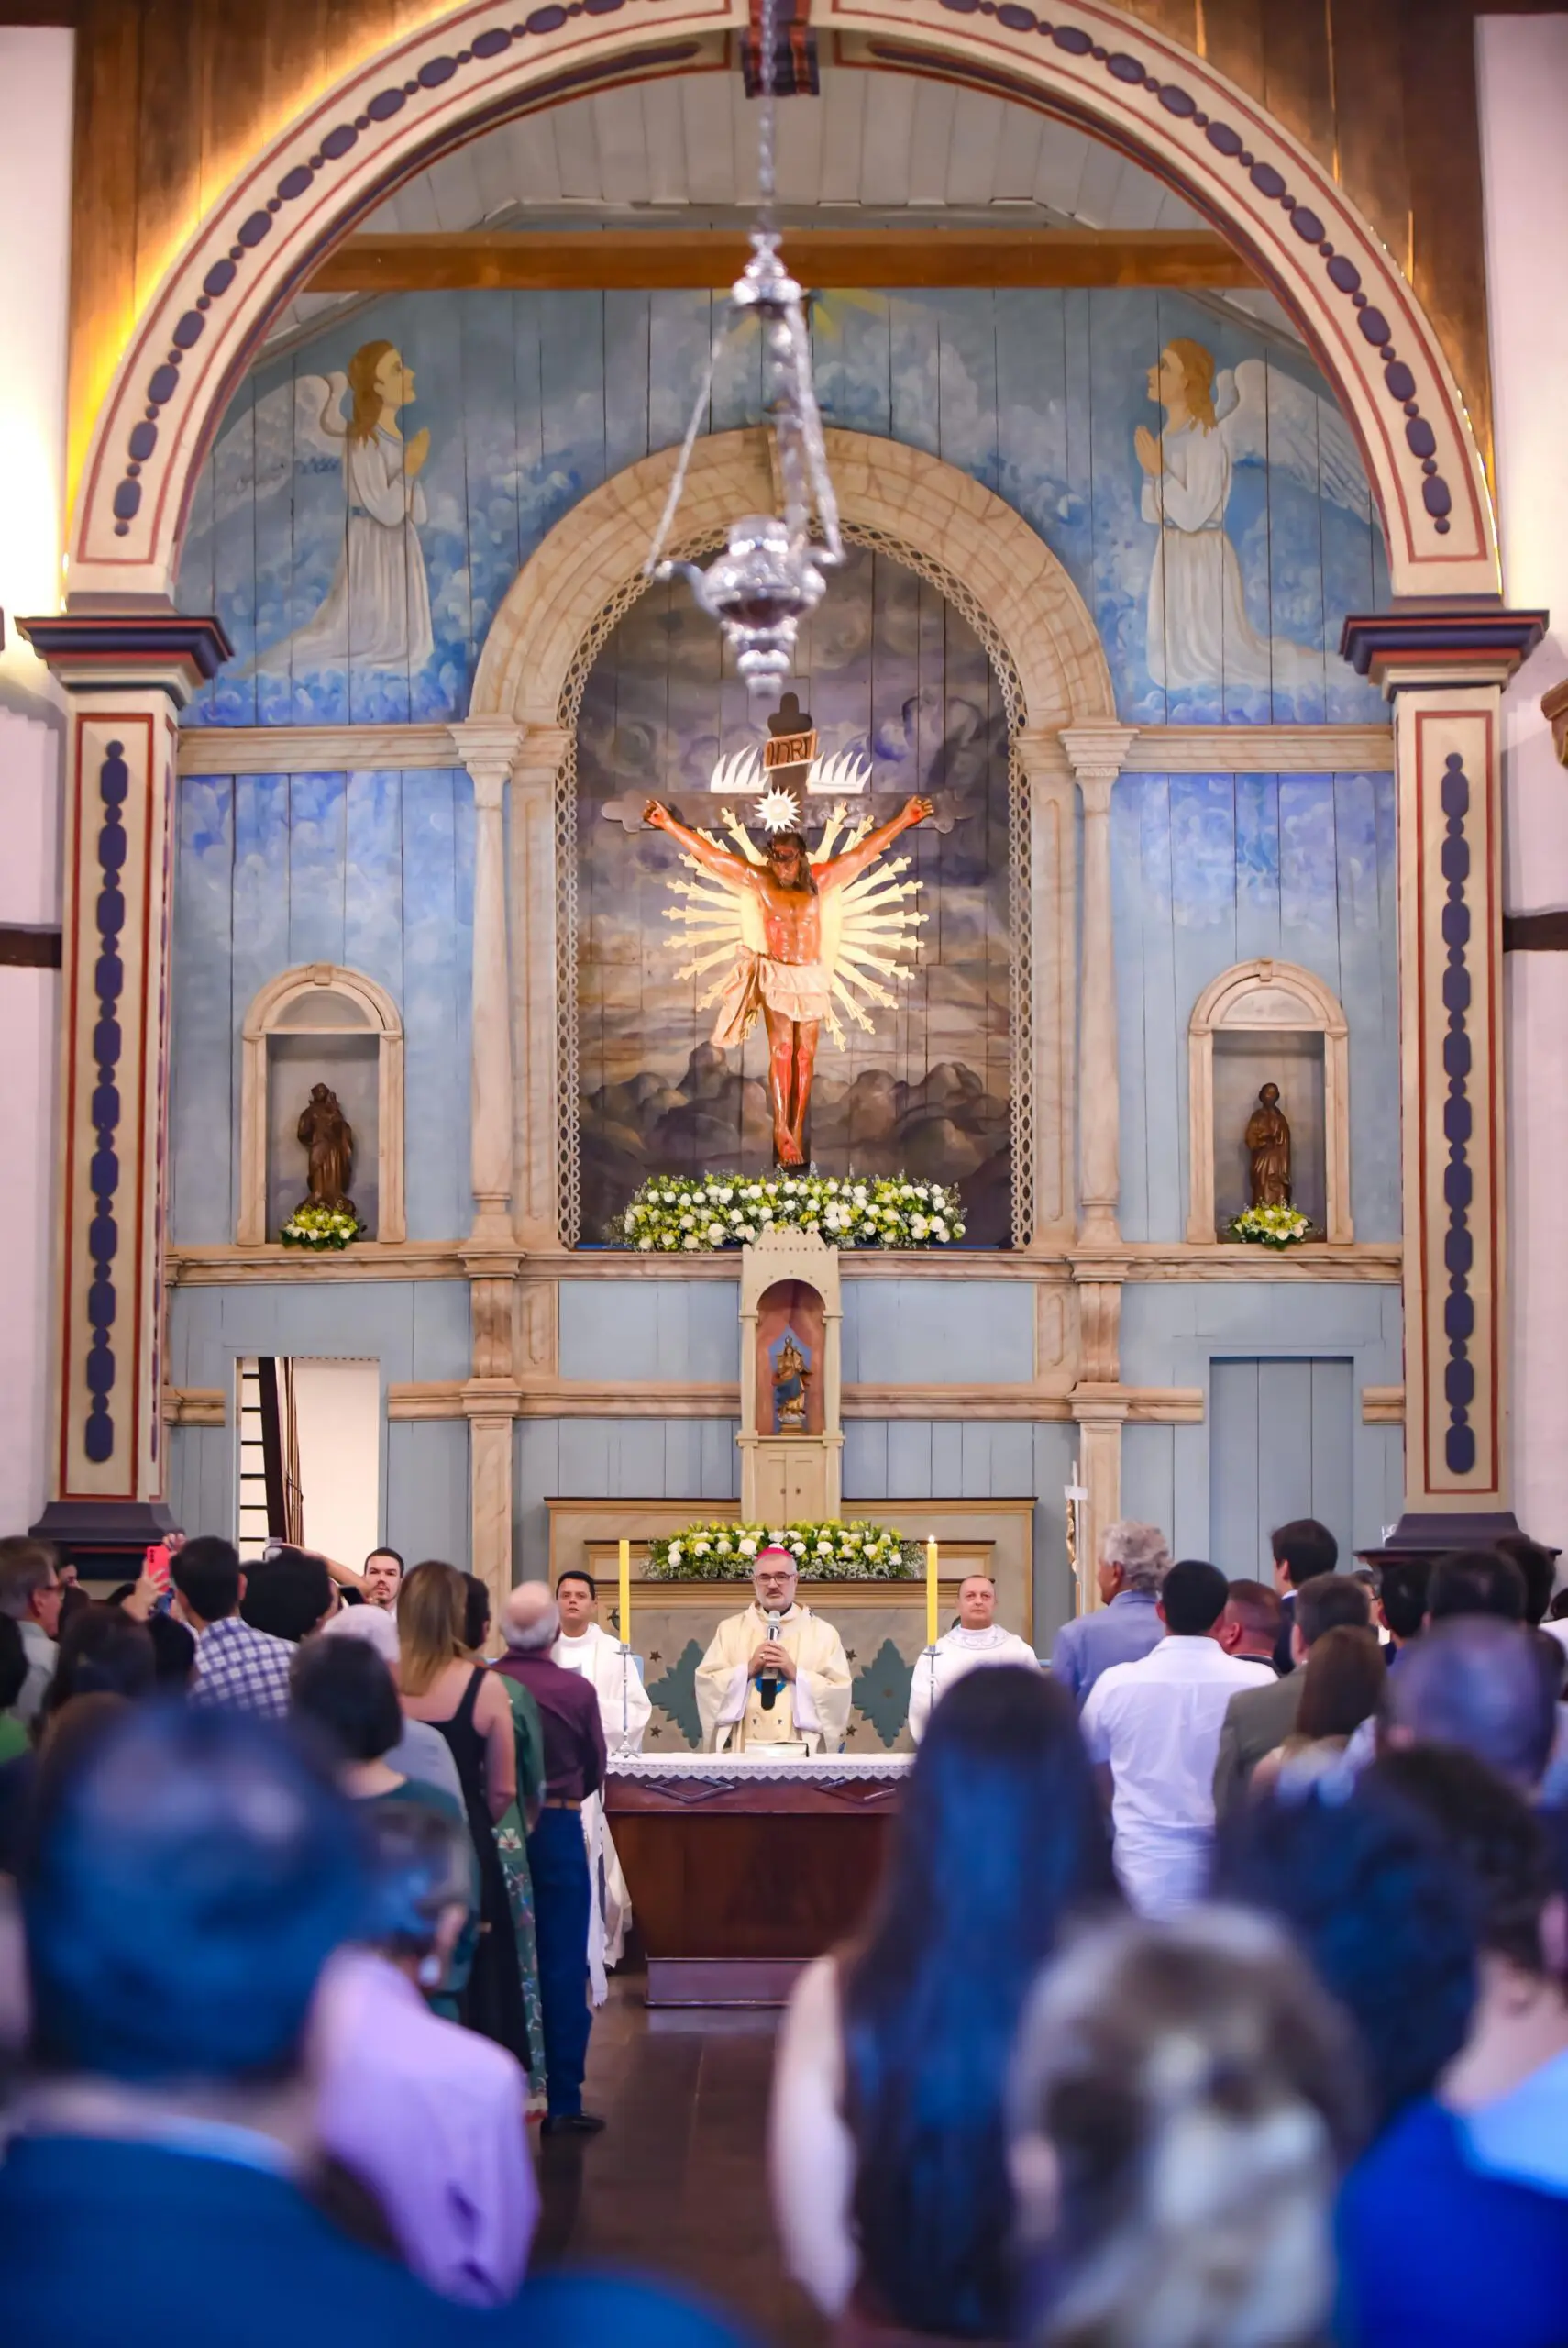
[1137,338,1369,694]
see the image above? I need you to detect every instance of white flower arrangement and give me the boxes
[610,1172,966,1252]
[280,1203,366,1252]
[1226,1203,1317,1250]
[644,1519,922,1582]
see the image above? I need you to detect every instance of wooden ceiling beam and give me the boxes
[304,226,1261,294]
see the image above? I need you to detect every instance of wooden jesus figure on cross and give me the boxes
[641,790,933,1165]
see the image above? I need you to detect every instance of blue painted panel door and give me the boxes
[1208,1357,1353,1580]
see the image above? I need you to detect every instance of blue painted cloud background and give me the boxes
[176,285,1388,729]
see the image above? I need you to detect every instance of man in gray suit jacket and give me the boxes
[1212,1572,1373,1815]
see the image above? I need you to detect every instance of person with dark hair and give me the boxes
[0,1613,29,1760]
[1009,1908,1362,2348]
[1216,1576,1283,1668]
[769,1667,1116,2333]
[1337,1748,1568,2345]
[1497,1534,1559,1629]
[1080,1558,1273,1917]
[5,1703,745,2348]
[42,1605,156,1717]
[1252,1624,1386,1797]
[145,1608,196,1689]
[174,1535,293,1720]
[293,1634,409,1778]
[1427,1546,1528,1626]
[1384,1615,1561,1792]
[362,1546,404,1611]
[1376,1554,1434,1653]
[1270,1517,1339,1672]
[1213,1571,1372,1817]
[0,1537,62,1726]
[315,1799,537,2305]
[399,1563,533,2075]
[243,1546,336,1644]
[1214,1779,1477,2133]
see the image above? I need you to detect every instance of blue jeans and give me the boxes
[525,1805,593,2116]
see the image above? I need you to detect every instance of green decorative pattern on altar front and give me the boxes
[852,1639,916,1749]
[643,1638,706,1749]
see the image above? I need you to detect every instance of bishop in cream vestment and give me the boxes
[695,1555,853,1753]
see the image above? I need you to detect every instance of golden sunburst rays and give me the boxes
[660,799,926,1045]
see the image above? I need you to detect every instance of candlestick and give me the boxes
[618,1536,632,1648]
[926,1536,939,1649]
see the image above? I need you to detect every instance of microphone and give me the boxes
[758,1610,784,1710]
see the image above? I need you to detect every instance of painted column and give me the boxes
[450,719,521,1244]
[1342,613,1545,1537]
[1016,732,1077,1250]
[1063,726,1138,1243]
[1476,17,1568,1545]
[16,615,231,1568]
[1070,1257,1128,1608]
[510,725,570,1250]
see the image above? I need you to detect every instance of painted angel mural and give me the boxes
[1136,338,1366,691]
[247,339,435,674]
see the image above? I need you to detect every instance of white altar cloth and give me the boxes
[607,1753,911,1789]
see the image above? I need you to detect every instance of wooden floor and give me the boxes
[535,1969,827,2348]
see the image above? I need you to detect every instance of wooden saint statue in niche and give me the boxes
[298,1083,355,1212]
[1245,1082,1292,1208]
[773,1334,812,1434]
[756,1279,825,1438]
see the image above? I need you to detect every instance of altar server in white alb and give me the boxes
[695,1547,853,1754]
[551,1568,650,1986]
[906,1572,1040,1743]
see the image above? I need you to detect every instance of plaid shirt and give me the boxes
[188,1615,294,1720]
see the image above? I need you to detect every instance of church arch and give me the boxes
[239,963,405,1246]
[70,0,1496,611]
[470,426,1111,733]
[1187,958,1352,1246]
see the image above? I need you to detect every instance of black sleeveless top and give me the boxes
[432,1667,530,2061]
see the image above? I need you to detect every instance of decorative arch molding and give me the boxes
[1187,957,1352,1246]
[70,0,1496,610]
[470,426,1112,731]
[239,962,405,1246]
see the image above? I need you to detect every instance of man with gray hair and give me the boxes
[0,1537,63,1726]
[1049,1521,1171,1706]
[493,1582,606,2135]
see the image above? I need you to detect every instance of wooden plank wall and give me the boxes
[47,0,1551,514]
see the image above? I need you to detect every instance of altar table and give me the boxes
[605,1753,911,2007]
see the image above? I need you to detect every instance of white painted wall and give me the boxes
[292,1357,381,1571]
[1483,18,1568,1558]
[1478,16,1568,1551]
[0,29,72,1533]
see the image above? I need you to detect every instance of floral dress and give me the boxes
[492,1670,547,2096]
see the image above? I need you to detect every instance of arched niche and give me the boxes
[1187,959,1351,1245]
[738,1230,843,1523]
[239,964,405,1245]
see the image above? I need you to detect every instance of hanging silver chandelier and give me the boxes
[641,0,842,696]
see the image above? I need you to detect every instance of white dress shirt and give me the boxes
[1080,1635,1275,1917]
[906,1623,1040,1742]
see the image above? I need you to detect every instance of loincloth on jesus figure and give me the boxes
[710,949,834,1047]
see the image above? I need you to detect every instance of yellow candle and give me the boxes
[618,1536,632,1647]
[926,1536,939,1649]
